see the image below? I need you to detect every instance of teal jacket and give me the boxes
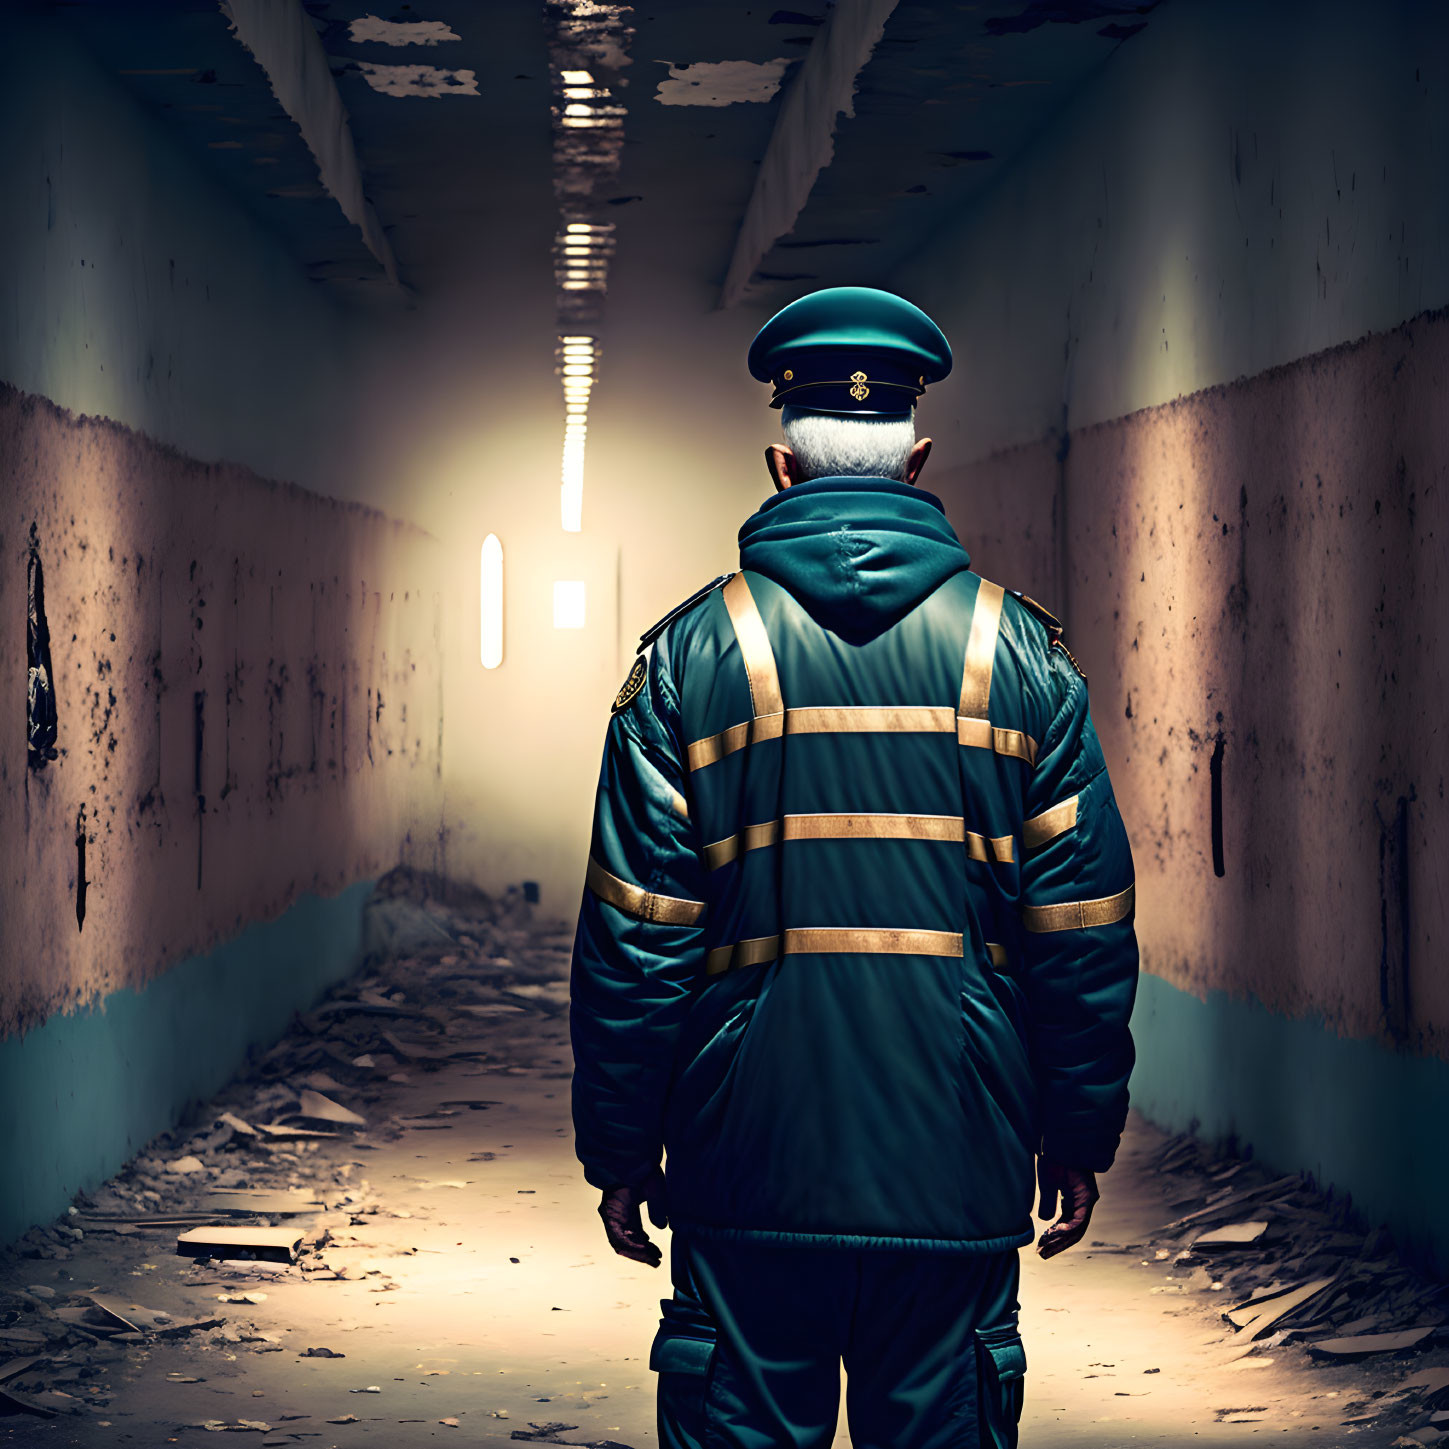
[570,476,1138,1252]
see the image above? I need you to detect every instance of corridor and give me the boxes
[3,0,1448,1445]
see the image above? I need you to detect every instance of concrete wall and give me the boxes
[0,9,364,499]
[898,0,1449,464]
[890,0,1449,1266]
[2,386,445,1037]
[0,13,445,1241]
[0,388,445,1237]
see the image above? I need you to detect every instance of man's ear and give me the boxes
[904,437,932,486]
[766,444,800,492]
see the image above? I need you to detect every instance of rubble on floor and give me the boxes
[5,866,1447,1447]
[1124,1130,1449,1442]
[0,868,578,1438]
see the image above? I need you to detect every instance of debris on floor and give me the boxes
[1131,1130,1449,1439]
[3,866,1445,1447]
[0,869,578,1439]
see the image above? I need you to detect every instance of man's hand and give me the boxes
[1035,1157,1099,1259]
[598,1166,669,1267]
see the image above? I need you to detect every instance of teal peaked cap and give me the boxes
[747,286,952,417]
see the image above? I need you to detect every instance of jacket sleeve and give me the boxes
[1018,649,1139,1173]
[569,638,708,1192]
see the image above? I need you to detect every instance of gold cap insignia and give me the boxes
[849,371,870,401]
[611,657,648,714]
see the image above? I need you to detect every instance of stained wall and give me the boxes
[0,12,446,1242]
[2,386,444,1037]
[889,0,1449,1266]
[0,9,365,500]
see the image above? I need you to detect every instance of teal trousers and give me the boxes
[651,1234,1025,1449]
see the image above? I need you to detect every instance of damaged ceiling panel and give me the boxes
[313,0,553,294]
[738,0,1163,304]
[72,0,1159,307]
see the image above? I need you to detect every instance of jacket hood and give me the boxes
[737,476,972,641]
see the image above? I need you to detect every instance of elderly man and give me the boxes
[569,287,1139,1449]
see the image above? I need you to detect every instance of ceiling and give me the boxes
[62,0,1162,307]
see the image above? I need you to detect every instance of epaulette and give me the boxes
[636,572,735,655]
[1010,590,1087,683]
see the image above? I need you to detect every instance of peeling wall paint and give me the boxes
[931,305,1449,1060]
[0,385,445,1041]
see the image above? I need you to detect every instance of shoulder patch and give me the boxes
[1010,590,1087,683]
[1012,591,1062,635]
[636,572,736,655]
[611,656,648,715]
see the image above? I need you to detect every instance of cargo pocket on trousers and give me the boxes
[650,1300,717,1449]
[974,1322,1026,1449]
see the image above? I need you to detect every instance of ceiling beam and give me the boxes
[219,0,399,285]
[718,0,901,309]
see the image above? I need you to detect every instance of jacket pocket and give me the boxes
[974,1321,1026,1448]
[650,1301,717,1449]
[649,1311,716,1375]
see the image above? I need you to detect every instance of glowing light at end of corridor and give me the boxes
[554,579,586,628]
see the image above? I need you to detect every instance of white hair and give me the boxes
[781,405,916,482]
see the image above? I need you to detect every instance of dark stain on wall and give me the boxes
[1,383,446,1040]
[936,304,1449,1056]
[27,524,59,770]
[1209,729,1226,878]
[193,689,205,890]
[74,802,87,931]
[1378,792,1411,1044]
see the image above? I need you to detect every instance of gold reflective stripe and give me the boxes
[703,820,781,870]
[1023,795,1078,849]
[785,927,962,956]
[993,729,1037,766]
[706,934,780,975]
[956,717,1038,765]
[586,855,706,926]
[723,573,783,718]
[687,720,751,771]
[785,813,964,843]
[954,579,1037,765]
[702,814,1013,870]
[706,927,965,974]
[966,831,1016,864]
[669,788,690,820]
[985,941,1008,969]
[687,706,1034,771]
[959,579,1005,719]
[686,707,950,771]
[1022,882,1135,934]
[784,705,954,735]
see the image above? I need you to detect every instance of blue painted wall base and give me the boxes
[0,881,375,1247]
[1130,971,1449,1276]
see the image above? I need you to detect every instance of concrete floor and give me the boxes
[1,909,1443,1448]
